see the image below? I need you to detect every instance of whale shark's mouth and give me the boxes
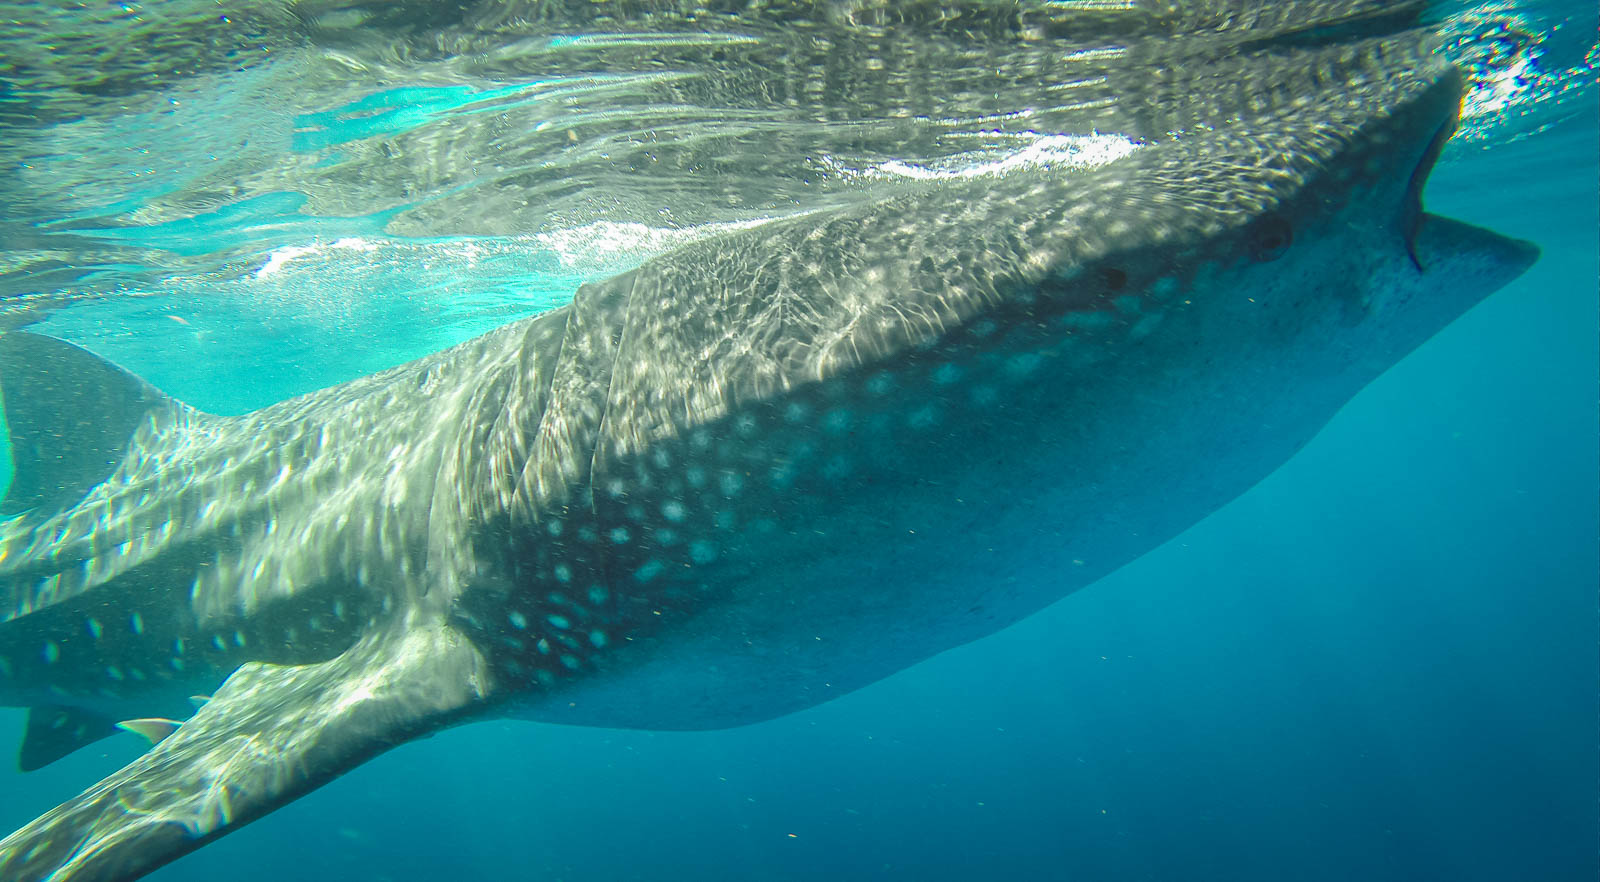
[1404,117,1458,272]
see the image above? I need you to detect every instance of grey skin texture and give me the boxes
[0,16,1537,882]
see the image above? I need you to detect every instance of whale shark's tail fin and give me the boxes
[0,330,181,517]
[0,624,492,882]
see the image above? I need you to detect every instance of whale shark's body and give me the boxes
[0,6,1538,880]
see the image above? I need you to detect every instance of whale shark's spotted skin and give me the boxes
[0,5,1539,881]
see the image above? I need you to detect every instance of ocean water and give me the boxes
[0,2,1595,881]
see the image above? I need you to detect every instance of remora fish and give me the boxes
[0,27,1536,882]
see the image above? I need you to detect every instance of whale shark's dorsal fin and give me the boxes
[18,705,118,772]
[0,625,493,881]
[0,330,182,516]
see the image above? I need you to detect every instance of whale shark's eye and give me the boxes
[1249,215,1294,262]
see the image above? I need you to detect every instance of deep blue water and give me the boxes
[2,5,1596,882]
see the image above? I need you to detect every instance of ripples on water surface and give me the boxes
[0,0,1592,406]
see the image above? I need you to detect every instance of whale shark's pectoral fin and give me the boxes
[0,624,493,882]
[115,718,183,746]
[18,706,118,772]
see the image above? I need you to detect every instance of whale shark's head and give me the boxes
[1266,77,1533,364]
[1025,56,1540,405]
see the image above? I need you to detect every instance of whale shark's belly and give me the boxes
[502,272,1369,731]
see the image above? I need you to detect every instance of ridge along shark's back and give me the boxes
[0,5,1538,881]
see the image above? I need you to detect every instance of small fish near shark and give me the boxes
[0,10,1537,882]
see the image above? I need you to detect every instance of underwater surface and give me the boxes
[0,1,1595,880]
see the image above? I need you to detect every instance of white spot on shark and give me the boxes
[769,464,797,488]
[907,405,941,429]
[1130,313,1164,340]
[689,541,719,565]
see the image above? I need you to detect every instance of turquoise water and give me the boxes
[2,2,1596,880]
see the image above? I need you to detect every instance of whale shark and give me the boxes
[0,11,1538,882]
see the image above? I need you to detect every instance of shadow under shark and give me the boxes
[0,18,1536,882]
